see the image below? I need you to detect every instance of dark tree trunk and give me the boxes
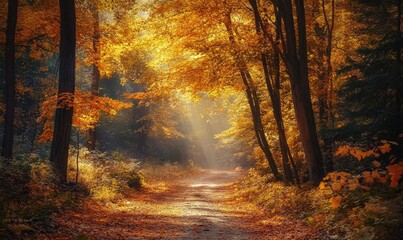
[307,0,335,173]
[1,0,18,160]
[249,0,295,183]
[87,4,100,151]
[136,104,150,153]
[224,11,281,180]
[396,0,402,157]
[50,0,76,181]
[274,0,325,185]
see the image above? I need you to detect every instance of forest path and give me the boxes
[41,169,322,239]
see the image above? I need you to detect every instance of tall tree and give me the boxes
[223,9,281,180]
[309,0,335,172]
[1,0,18,160]
[272,0,325,184]
[337,0,401,153]
[50,0,76,181]
[249,0,299,184]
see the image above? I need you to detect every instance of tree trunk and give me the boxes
[87,4,100,151]
[50,0,76,182]
[223,10,281,180]
[396,0,402,157]
[1,0,18,160]
[321,0,335,172]
[274,0,325,185]
[249,0,295,183]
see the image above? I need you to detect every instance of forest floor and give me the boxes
[38,169,325,239]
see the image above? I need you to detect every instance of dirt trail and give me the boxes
[172,169,261,239]
[40,169,322,239]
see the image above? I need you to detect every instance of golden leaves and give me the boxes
[362,171,374,184]
[320,158,402,210]
[335,141,394,161]
[331,182,342,191]
[335,145,377,160]
[37,90,132,142]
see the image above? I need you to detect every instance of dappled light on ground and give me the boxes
[39,170,323,239]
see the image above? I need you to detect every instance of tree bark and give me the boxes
[223,10,281,180]
[87,3,101,151]
[249,0,295,183]
[50,0,76,181]
[274,0,325,185]
[1,0,18,160]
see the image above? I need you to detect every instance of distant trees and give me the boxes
[143,0,327,184]
[337,0,402,154]
[87,2,101,151]
[1,0,18,160]
[49,0,76,181]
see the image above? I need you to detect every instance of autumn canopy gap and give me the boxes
[0,0,402,239]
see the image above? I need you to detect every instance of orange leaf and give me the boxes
[379,176,388,184]
[329,195,342,209]
[331,182,342,191]
[390,175,401,188]
[371,170,380,180]
[362,171,374,184]
[348,178,359,190]
[372,160,381,168]
[318,182,327,190]
[379,143,391,154]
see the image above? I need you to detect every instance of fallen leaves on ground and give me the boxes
[36,170,324,239]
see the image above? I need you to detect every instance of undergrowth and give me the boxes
[236,168,403,240]
[0,150,144,238]
[0,150,200,238]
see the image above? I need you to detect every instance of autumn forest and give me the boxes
[0,0,402,239]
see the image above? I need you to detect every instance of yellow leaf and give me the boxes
[335,146,349,157]
[318,182,327,190]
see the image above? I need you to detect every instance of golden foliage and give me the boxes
[335,141,395,161]
[329,195,342,209]
[37,90,132,142]
[321,141,402,209]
